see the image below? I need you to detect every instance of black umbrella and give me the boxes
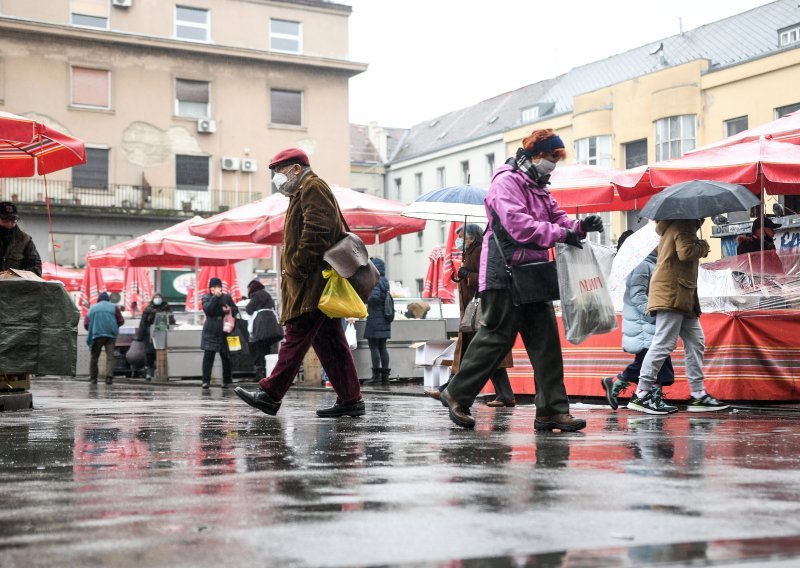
[639,180,760,220]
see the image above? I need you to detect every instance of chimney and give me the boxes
[368,121,388,162]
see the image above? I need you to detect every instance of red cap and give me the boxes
[269,147,310,169]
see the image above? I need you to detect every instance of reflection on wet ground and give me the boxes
[1,379,799,567]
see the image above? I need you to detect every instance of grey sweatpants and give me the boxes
[638,310,705,394]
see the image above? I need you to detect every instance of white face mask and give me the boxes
[272,172,289,193]
[455,237,464,250]
[534,158,557,176]
[153,298,162,306]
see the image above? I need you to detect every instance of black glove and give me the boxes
[581,214,604,233]
[457,267,470,280]
[564,230,583,249]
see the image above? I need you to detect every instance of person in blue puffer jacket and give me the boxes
[363,257,392,385]
[600,251,675,412]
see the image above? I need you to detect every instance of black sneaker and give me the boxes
[601,376,629,410]
[651,387,679,414]
[316,400,366,418]
[687,394,729,413]
[627,391,674,415]
[234,387,281,416]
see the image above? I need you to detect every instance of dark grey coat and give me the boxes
[201,293,239,352]
[364,258,391,339]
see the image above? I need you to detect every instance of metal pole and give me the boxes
[193,258,200,326]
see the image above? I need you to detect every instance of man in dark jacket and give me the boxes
[84,292,125,384]
[0,202,42,276]
[235,148,364,418]
[245,279,281,381]
[201,277,239,390]
[736,217,782,255]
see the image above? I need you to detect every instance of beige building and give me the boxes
[0,0,364,265]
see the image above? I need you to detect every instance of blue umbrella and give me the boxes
[401,185,488,222]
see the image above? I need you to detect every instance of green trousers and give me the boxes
[445,289,570,416]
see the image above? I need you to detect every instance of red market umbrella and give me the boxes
[189,186,426,245]
[0,111,86,176]
[548,164,649,214]
[41,262,84,292]
[613,138,800,200]
[422,246,455,302]
[123,267,153,315]
[78,266,123,314]
[441,222,463,286]
[87,218,201,268]
[184,265,242,311]
[690,111,800,153]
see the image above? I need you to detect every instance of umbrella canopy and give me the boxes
[41,262,84,292]
[402,185,488,222]
[123,267,153,315]
[88,218,200,268]
[607,222,661,296]
[78,266,123,314]
[548,164,651,214]
[422,246,455,301]
[0,111,86,176]
[189,186,425,245]
[184,265,242,311]
[690,111,800,153]
[613,138,800,199]
[638,180,760,221]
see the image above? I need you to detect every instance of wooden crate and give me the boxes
[0,373,31,391]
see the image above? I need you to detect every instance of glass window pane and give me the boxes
[684,138,695,153]
[669,116,681,139]
[176,155,210,189]
[71,67,109,107]
[270,90,302,125]
[177,101,208,118]
[655,119,666,144]
[271,19,299,35]
[624,139,648,169]
[683,115,696,137]
[588,137,597,156]
[176,6,207,24]
[176,79,209,103]
[270,37,300,52]
[73,148,109,190]
[71,14,107,28]
[670,140,681,158]
[176,25,207,41]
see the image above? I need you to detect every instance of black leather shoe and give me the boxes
[89,378,98,384]
[440,389,475,429]
[201,381,210,390]
[234,387,281,416]
[222,380,233,390]
[316,400,365,418]
[534,413,586,432]
[105,377,113,385]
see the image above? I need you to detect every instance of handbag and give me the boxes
[490,210,560,306]
[459,297,483,333]
[222,311,235,333]
[384,291,395,322]
[322,215,380,303]
[125,339,146,368]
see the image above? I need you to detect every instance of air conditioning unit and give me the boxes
[241,158,258,173]
[197,118,216,134]
[112,0,132,7]
[221,157,240,171]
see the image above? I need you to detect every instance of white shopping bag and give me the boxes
[555,242,618,344]
[345,322,358,350]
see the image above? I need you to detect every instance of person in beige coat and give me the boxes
[627,218,729,414]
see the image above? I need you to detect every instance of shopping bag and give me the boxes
[345,322,358,350]
[222,311,235,333]
[459,297,483,333]
[318,269,368,319]
[125,339,146,368]
[226,334,242,352]
[555,242,618,345]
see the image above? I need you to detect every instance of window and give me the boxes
[394,178,402,200]
[53,232,130,268]
[416,231,424,249]
[439,221,446,244]
[270,89,303,126]
[270,18,302,53]
[779,25,800,47]
[775,102,800,119]
[486,153,495,179]
[414,173,423,196]
[521,106,539,122]
[395,236,402,254]
[71,67,110,109]
[70,0,108,29]
[416,278,424,295]
[175,6,209,42]
[724,116,748,138]
[575,135,612,166]
[72,147,109,190]
[623,139,648,169]
[655,115,695,161]
[175,79,210,118]
[460,160,470,184]
[176,154,210,190]
[436,166,446,188]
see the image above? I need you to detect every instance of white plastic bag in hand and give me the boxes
[345,322,358,350]
[556,242,618,344]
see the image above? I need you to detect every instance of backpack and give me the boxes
[384,290,395,322]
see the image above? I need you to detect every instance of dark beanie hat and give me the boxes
[209,277,223,288]
[247,279,265,294]
[98,291,110,302]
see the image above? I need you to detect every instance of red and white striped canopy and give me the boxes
[0,111,86,176]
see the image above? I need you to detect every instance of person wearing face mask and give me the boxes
[235,148,365,418]
[439,129,604,431]
[137,293,176,381]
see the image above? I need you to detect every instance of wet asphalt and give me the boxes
[2,379,800,567]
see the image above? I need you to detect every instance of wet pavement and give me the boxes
[2,379,800,567]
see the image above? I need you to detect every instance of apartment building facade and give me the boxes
[0,0,364,266]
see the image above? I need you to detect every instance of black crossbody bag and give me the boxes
[490,211,560,306]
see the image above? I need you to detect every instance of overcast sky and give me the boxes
[346,0,774,128]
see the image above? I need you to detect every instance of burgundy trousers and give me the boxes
[259,309,362,405]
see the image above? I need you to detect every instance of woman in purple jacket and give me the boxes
[439,129,604,431]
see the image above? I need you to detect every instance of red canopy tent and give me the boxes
[41,262,84,292]
[184,265,242,311]
[78,266,124,314]
[548,164,649,215]
[689,110,800,153]
[123,267,153,316]
[188,186,426,244]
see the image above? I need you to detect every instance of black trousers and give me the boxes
[89,337,116,380]
[249,340,273,381]
[445,289,569,416]
[202,349,231,384]
[367,338,390,369]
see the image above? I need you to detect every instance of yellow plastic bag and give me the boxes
[318,268,368,319]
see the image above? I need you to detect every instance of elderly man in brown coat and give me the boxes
[627,218,729,414]
[235,148,364,418]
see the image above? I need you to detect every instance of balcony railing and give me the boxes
[0,178,262,216]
